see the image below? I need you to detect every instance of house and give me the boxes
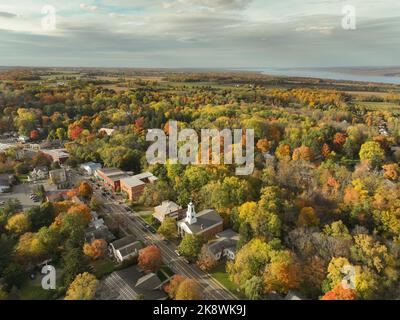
[85,211,116,243]
[41,148,69,164]
[120,172,158,201]
[110,235,143,263]
[99,128,116,136]
[100,266,167,300]
[94,167,129,192]
[177,202,223,240]
[153,201,185,223]
[49,168,69,189]
[18,135,29,143]
[207,229,239,261]
[46,191,65,203]
[80,162,102,175]
[0,178,11,193]
[284,291,304,300]
[28,166,49,182]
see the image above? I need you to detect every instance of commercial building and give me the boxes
[120,172,157,201]
[94,167,129,192]
[41,148,69,164]
[80,162,102,175]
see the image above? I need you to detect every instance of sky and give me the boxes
[0,0,399,68]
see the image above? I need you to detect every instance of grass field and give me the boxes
[356,101,400,111]
[209,263,242,297]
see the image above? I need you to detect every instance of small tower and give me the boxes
[185,201,197,225]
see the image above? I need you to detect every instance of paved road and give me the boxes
[77,173,237,300]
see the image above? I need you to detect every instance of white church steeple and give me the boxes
[185,201,197,225]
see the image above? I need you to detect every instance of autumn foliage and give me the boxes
[138,245,162,273]
[83,239,107,261]
[321,284,357,300]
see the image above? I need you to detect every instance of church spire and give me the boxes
[186,200,197,225]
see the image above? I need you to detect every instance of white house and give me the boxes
[110,236,143,263]
[206,229,239,261]
[28,166,49,181]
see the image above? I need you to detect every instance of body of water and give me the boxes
[245,67,400,85]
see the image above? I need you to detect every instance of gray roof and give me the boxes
[113,266,167,300]
[121,172,157,187]
[284,291,305,300]
[208,237,238,255]
[85,226,116,243]
[0,178,10,187]
[111,235,137,250]
[216,229,239,240]
[118,241,143,258]
[81,162,102,169]
[135,273,162,291]
[182,209,223,234]
[155,201,182,214]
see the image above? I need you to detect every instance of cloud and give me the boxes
[177,0,253,11]
[295,25,335,34]
[0,0,399,68]
[0,11,17,18]
[80,3,99,13]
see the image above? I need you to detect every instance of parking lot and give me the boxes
[0,183,39,209]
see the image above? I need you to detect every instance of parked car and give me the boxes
[174,250,181,257]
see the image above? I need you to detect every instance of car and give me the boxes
[183,258,191,264]
[0,201,5,205]
[174,250,181,257]
[150,228,156,234]
[162,239,169,245]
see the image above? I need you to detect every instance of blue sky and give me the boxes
[0,0,399,68]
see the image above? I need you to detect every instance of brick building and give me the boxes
[94,168,129,192]
[120,172,157,201]
[153,201,185,223]
[41,148,69,164]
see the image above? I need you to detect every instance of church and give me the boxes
[177,201,224,240]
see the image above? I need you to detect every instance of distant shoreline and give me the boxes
[240,67,400,85]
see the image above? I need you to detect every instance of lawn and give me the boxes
[141,213,160,229]
[19,282,52,300]
[209,263,241,296]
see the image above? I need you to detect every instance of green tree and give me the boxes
[359,141,385,168]
[62,248,89,286]
[243,276,264,300]
[178,234,204,262]
[157,217,178,241]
